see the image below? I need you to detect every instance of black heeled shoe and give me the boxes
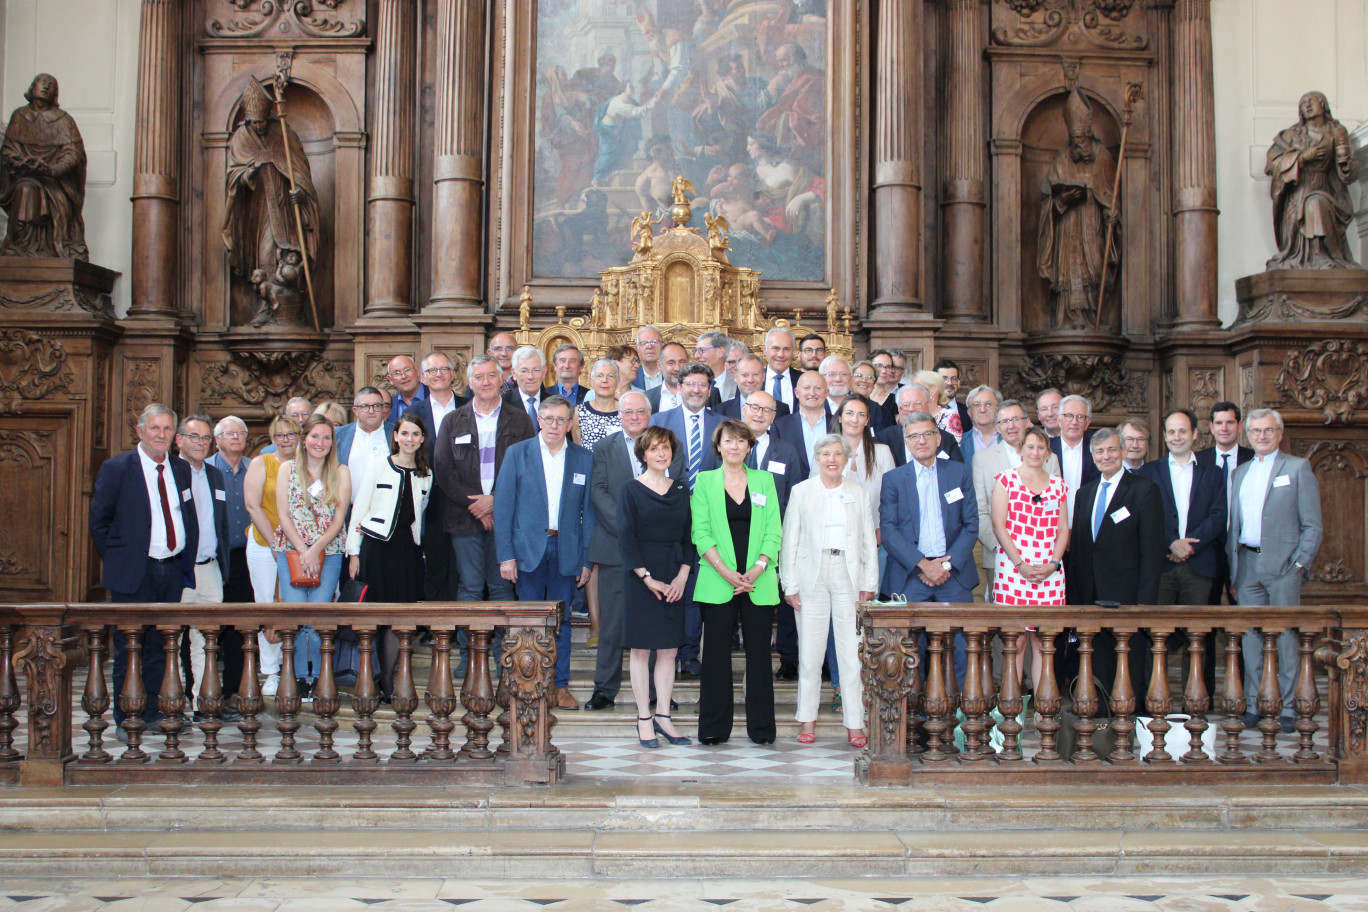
[653,714,692,746]
[637,716,659,749]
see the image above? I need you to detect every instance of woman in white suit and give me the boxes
[779,434,879,747]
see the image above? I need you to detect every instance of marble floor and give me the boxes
[1,876,1367,911]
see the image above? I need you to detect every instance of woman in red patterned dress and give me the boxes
[990,425,1070,688]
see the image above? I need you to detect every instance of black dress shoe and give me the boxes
[699,736,727,745]
[775,664,798,680]
[584,693,615,710]
[679,659,702,677]
[1279,715,1297,734]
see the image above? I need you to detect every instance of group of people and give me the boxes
[89,323,1323,746]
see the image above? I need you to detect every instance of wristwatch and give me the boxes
[941,560,952,572]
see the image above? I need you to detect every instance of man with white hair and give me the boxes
[694,330,737,402]
[1049,394,1097,525]
[209,414,251,709]
[876,383,963,467]
[406,351,470,600]
[819,355,852,413]
[631,325,666,390]
[763,327,802,411]
[502,344,550,430]
[959,385,1001,469]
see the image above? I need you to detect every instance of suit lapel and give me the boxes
[1260,452,1286,520]
[526,441,549,527]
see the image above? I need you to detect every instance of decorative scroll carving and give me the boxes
[860,627,919,748]
[1276,340,1368,425]
[14,624,79,760]
[200,351,353,410]
[0,331,74,413]
[1236,293,1368,326]
[501,625,555,756]
[1003,353,1143,413]
[0,553,27,575]
[992,0,1146,50]
[0,283,112,317]
[1335,631,1368,755]
[125,359,160,434]
[206,0,364,38]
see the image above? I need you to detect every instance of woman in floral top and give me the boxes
[275,414,352,698]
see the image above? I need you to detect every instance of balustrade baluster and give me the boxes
[460,628,496,760]
[959,631,986,761]
[997,631,1023,761]
[1033,627,1063,763]
[1255,628,1284,763]
[426,629,457,761]
[921,632,950,761]
[980,628,997,754]
[1217,629,1248,763]
[942,637,960,757]
[196,627,226,763]
[1292,629,1320,763]
[1110,626,1137,763]
[352,628,380,761]
[1072,630,1100,763]
[391,628,419,762]
[79,628,110,762]
[274,628,302,763]
[494,648,512,758]
[117,624,149,762]
[905,627,925,756]
[1144,629,1174,764]
[156,626,188,762]
[1182,629,1212,763]
[0,627,18,763]
[233,625,263,762]
[312,628,341,763]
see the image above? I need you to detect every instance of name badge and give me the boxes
[1110,506,1131,524]
[572,473,586,486]
[181,488,192,503]
[767,460,787,474]
[308,479,324,498]
[1273,474,1290,488]
[840,492,857,504]
[937,450,949,460]
[454,434,472,445]
[944,487,964,504]
[214,489,226,502]
[751,492,767,507]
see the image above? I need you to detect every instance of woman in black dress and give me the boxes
[620,425,694,748]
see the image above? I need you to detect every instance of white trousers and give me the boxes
[246,538,282,674]
[181,559,224,700]
[795,551,864,729]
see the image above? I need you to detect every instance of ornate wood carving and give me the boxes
[14,624,78,762]
[1002,353,1145,413]
[860,625,919,761]
[123,360,161,435]
[1276,341,1368,425]
[198,350,354,410]
[1289,439,1367,589]
[1238,293,1368,326]
[205,0,365,39]
[500,625,555,759]
[0,332,74,414]
[992,0,1147,50]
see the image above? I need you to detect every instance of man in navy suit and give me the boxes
[880,411,979,684]
[630,325,666,391]
[958,385,1001,470]
[878,383,963,468]
[763,327,804,412]
[1195,400,1254,604]
[495,395,595,710]
[89,403,200,728]
[771,371,831,478]
[546,343,589,406]
[720,353,790,420]
[645,342,691,414]
[405,351,471,601]
[503,345,552,427]
[335,387,395,496]
[1049,394,1097,526]
[386,354,428,424]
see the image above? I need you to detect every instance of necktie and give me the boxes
[157,463,177,552]
[745,449,756,469]
[687,414,702,490]
[771,372,783,403]
[1092,479,1111,540]
[526,395,539,431]
[1220,452,1231,496]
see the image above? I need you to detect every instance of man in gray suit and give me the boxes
[1228,408,1322,732]
[971,399,1060,601]
[584,391,685,709]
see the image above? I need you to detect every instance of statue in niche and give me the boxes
[0,74,88,260]
[1265,91,1360,270]
[222,77,320,328]
[1037,87,1119,330]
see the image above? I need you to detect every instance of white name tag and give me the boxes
[944,487,964,504]
[181,488,192,503]
[1273,474,1290,488]
[937,450,949,460]
[454,434,472,445]
[767,460,787,474]
[840,492,856,504]
[308,479,324,498]
[751,492,767,507]
[572,473,586,486]
[1110,506,1131,524]
[214,489,226,502]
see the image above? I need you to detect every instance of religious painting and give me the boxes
[530,0,829,283]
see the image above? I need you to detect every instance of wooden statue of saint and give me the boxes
[0,74,88,260]
[222,77,319,328]
[1037,87,1120,331]
[1265,90,1360,270]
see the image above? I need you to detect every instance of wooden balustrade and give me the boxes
[0,602,564,787]
[857,602,1368,786]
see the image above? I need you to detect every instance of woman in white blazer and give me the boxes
[779,434,879,747]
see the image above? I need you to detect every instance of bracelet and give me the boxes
[754,560,767,570]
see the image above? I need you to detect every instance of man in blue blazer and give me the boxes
[334,387,395,472]
[494,395,596,710]
[771,371,833,478]
[649,361,723,490]
[89,403,200,728]
[545,343,590,406]
[880,411,979,685]
[878,383,963,468]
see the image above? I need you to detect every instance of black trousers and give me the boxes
[218,547,250,698]
[774,602,798,668]
[698,597,776,743]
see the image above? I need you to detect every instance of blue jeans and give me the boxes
[514,535,578,689]
[452,531,511,676]
[275,551,341,682]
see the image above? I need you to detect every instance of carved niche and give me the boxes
[205,0,366,39]
[1276,341,1368,425]
[123,360,161,435]
[0,331,73,414]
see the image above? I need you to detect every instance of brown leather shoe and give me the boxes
[556,687,580,710]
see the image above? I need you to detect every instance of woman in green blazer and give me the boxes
[691,418,783,744]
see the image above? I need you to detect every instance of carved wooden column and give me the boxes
[129,0,181,319]
[941,0,987,321]
[1170,0,1219,327]
[366,0,417,317]
[871,0,924,314]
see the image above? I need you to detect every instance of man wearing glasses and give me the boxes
[1049,394,1098,528]
[1118,418,1151,472]
[630,325,666,391]
[796,333,826,371]
[406,352,470,600]
[209,415,252,708]
[971,399,1060,600]
[386,354,428,423]
[958,385,1001,469]
[877,383,963,469]
[335,387,394,499]
[486,331,520,390]
[693,330,736,403]
[720,353,790,420]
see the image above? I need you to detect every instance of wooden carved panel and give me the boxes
[1291,439,1368,602]
[205,0,366,39]
[1189,366,1223,451]
[123,359,161,435]
[0,424,67,598]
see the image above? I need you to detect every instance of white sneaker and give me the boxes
[262,673,279,696]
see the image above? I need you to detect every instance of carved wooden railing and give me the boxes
[857,602,1368,785]
[0,602,564,787]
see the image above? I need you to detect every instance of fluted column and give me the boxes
[872,0,923,310]
[367,0,417,316]
[129,0,181,318]
[1171,0,1219,325]
[941,0,987,321]
[430,0,487,310]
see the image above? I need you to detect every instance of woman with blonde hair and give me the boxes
[312,400,348,427]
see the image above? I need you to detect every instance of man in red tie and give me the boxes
[90,403,201,732]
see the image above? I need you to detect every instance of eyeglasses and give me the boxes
[682,381,711,391]
[388,366,415,377]
[423,366,453,375]
[970,401,997,412]
[217,430,247,439]
[179,433,212,444]
[1248,427,1280,437]
[637,338,662,347]
[620,408,650,418]
[1060,413,1089,423]
[904,431,938,443]
[1121,435,1148,446]
[693,346,716,356]
[744,404,777,416]
[489,345,517,354]
[353,403,385,412]
[540,415,571,427]
[997,416,1026,425]
[273,432,299,441]
[853,374,876,384]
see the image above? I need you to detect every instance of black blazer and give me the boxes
[405,391,472,464]
[718,394,790,421]
[1050,430,1099,490]
[1194,445,1254,476]
[771,407,832,478]
[877,424,964,468]
[1066,470,1165,606]
[1137,455,1228,581]
[747,433,804,516]
[89,449,199,595]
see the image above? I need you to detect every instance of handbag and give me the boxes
[285,549,321,589]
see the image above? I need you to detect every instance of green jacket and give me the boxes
[690,467,783,605]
